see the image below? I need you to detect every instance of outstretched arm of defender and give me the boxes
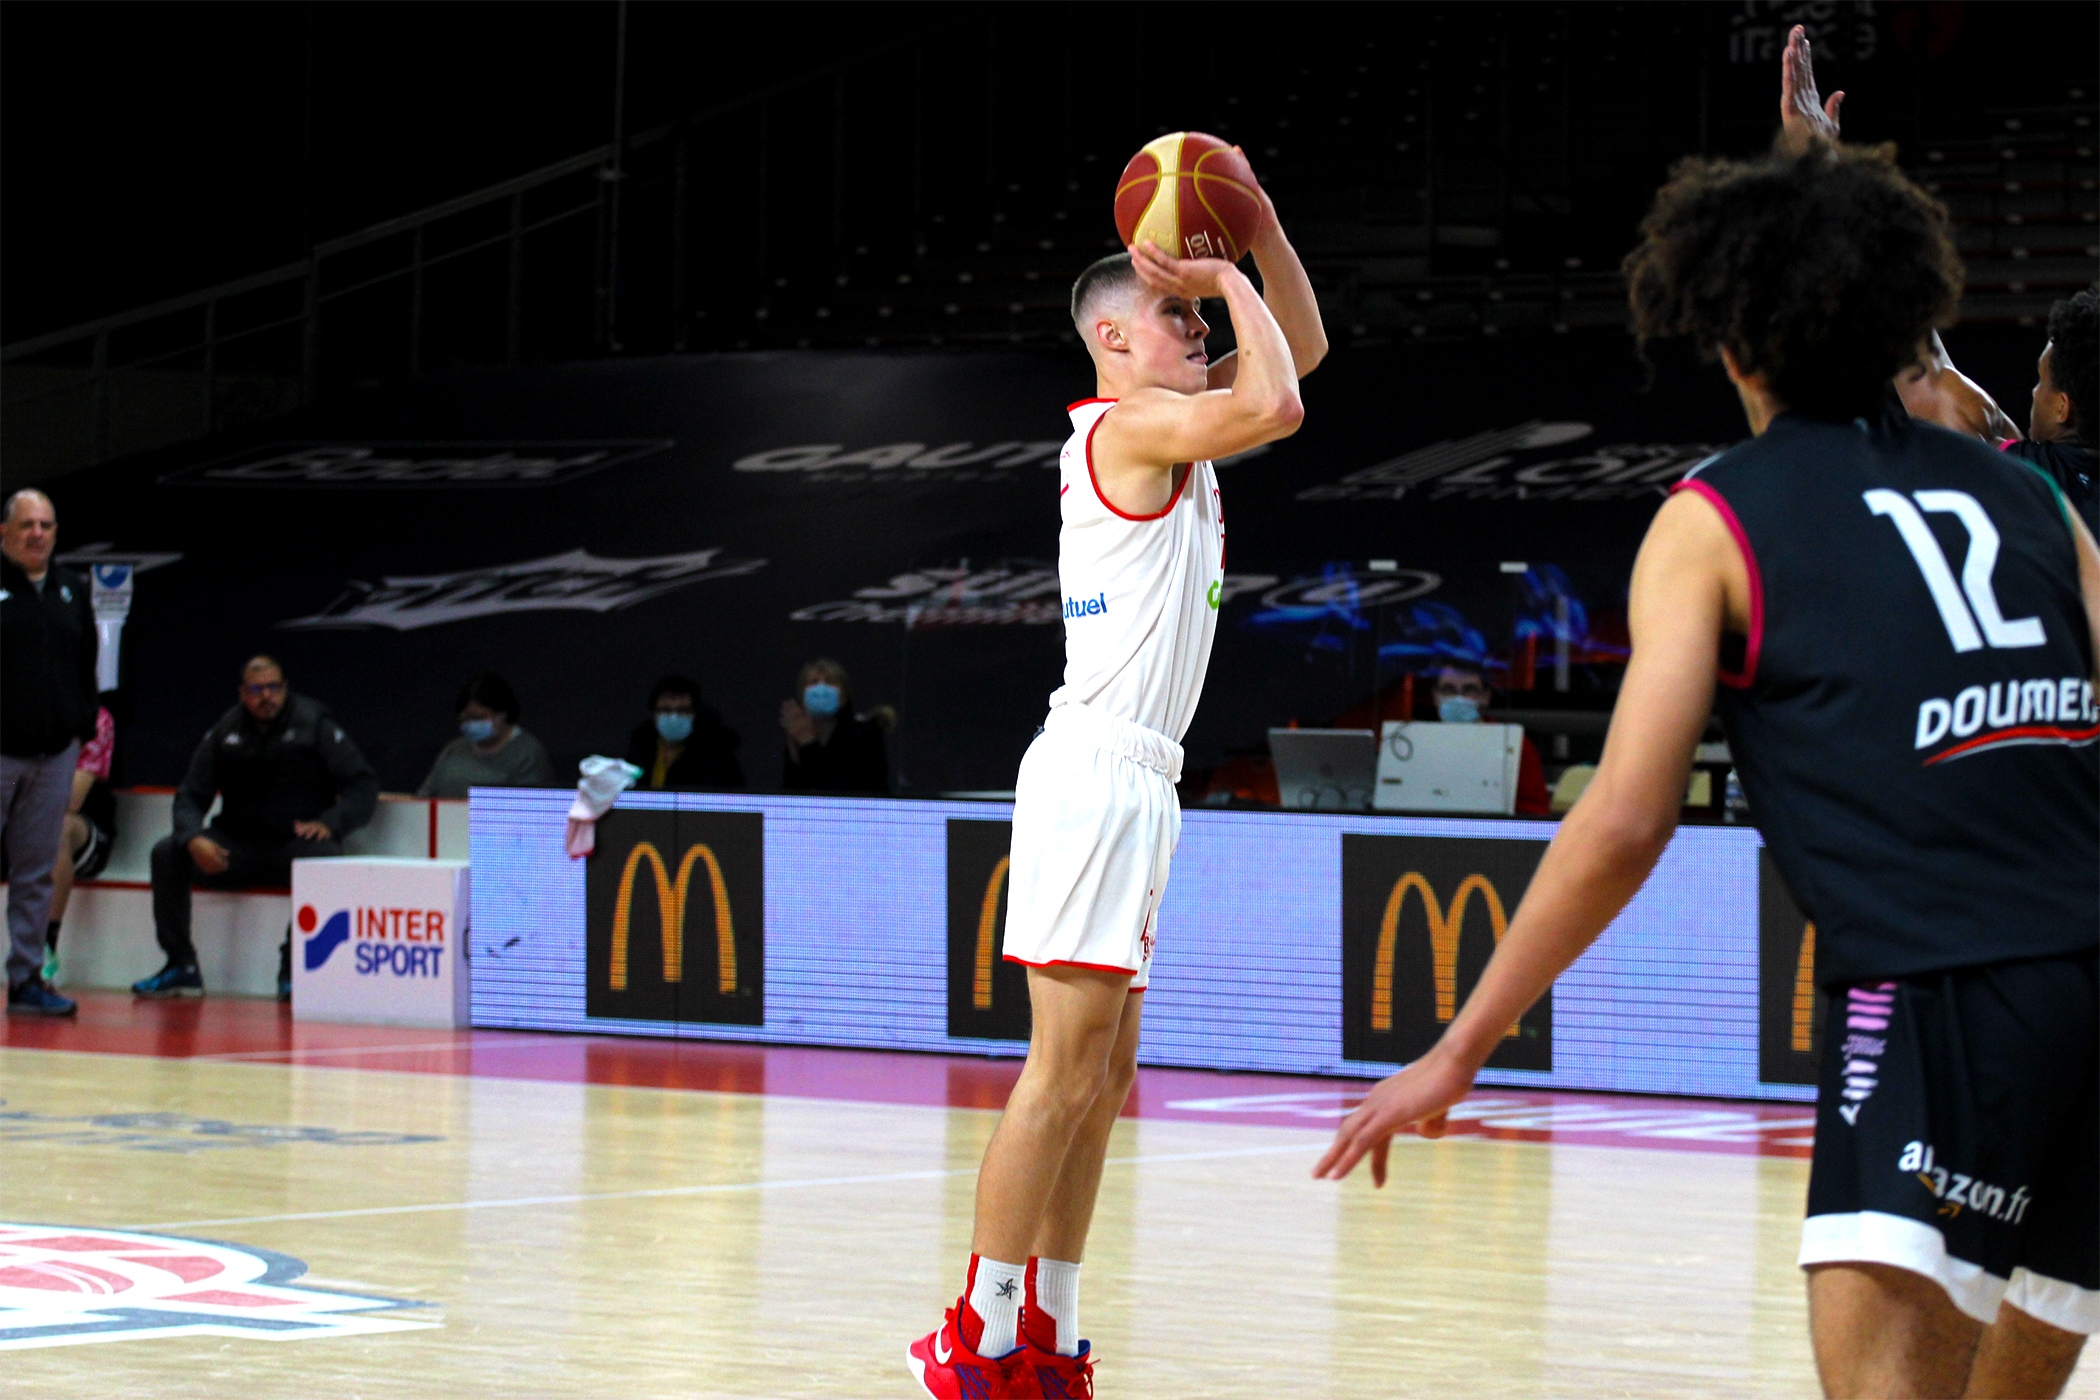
[1897,332,2023,442]
[1314,490,1737,1185]
[1105,246,1306,468]
[1777,24,1844,155]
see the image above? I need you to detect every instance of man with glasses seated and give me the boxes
[135,655,378,1001]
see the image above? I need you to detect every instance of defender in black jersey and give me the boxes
[1318,26,2100,1399]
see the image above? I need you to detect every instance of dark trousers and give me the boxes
[150,829,342,966]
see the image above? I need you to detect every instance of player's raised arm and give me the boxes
[1777,23,1843,155]
[1314,488,1737,1185]
[1896,331,2024,442]
[1204,170,1327,389]
[1095,244,1305,480]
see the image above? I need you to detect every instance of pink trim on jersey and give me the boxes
[1066,396,1118,413]
[1997,438,2020,452]
[1002,953,1139,977]
[1085,408,1193,523]
[1670,479,1764,689]
[77,707,115,780]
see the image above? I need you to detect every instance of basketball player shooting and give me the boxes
[1318,26,2100,1399]
[907,144,1326,1398]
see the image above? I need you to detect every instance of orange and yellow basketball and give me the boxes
[1114,132,1265,264]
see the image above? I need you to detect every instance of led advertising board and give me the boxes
[470,789,1814,1103]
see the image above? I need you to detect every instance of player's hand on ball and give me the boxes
[1312,1048,1477,1187]
[1130,240,1240,300]
[1236,146,1280,242]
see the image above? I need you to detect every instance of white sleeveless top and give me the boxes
[1046,398,1225,743]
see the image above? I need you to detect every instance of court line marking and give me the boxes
[192,1035,590,1062]
[123,1143,1322,1233]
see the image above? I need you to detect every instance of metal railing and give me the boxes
[0,34,925,482]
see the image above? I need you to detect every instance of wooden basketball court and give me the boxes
[2,995,2090,1397]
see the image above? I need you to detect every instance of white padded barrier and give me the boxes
[39,791,468,996]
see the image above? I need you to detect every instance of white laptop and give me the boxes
[1374,722,1523,814]
[1268,729,1377,811]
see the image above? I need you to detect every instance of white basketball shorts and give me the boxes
[1001,703,1184,991]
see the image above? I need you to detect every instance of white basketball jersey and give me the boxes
[1048,398,1225,742]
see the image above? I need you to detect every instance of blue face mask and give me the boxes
[1438,697,1482,724]
[460,718,497,743]
[802,683,842,717]
[655,712,695,742]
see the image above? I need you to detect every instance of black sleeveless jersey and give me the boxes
[1678,408,2098,987]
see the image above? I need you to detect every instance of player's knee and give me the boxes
[1032,1071,1107,1125]
[1097,1055,1137,1113]
[1103,1037,1138,1092]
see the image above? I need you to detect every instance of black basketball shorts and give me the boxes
[1800,949,2098,1334]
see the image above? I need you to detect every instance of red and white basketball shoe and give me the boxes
[906,1303,1036,1399]
[1016,1338,1094,1399]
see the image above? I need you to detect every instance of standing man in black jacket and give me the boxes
[134,655,379,1000]
[0,489,95,1016]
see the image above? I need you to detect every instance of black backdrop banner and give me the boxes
[47,332,1773,793]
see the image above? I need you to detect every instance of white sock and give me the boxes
[966,1255,1026,1358]
[1031,1257,1081,1356]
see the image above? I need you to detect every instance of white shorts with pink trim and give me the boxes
[1001,703,1182,992]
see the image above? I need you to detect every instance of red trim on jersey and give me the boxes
[1066,396,1118,413]
[1085,408,1193,522]
[1002,953,1140,977]
[1923,721,2100,765]
[1670,478,1764,689]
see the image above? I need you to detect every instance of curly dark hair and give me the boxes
[2046,287,2097,446]
[1625,144,1962,418]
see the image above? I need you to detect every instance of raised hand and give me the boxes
[1779,23,1843,154]
[1235,145,1280,244]
[1130,239,1242,302]
[1312,1046,1478,1187]
[779,698,817,750]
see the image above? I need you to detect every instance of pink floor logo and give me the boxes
[0,1224,436,1350]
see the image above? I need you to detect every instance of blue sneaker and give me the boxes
[132,963,204,998]
[8,977,77,1017]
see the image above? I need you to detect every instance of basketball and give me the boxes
[1115,132,1265,264]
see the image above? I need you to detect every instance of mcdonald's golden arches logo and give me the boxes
[1755,852,1822,1085]
[947,820,1031,1041]
[585,808,765,1027]
[609,840,737,994]
[1341,833,1551,1071]
[1369,872,1520,1041]
[973,856,1010,1011]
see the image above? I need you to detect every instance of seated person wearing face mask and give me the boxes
[626,674,744,792]
[1430,659,1552,817]
[779,658,889,795]
[417,672,558,798]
